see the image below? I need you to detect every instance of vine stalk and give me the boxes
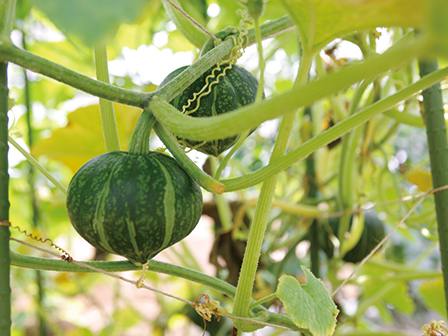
[22,38,46,335]
[232,49,313,329]
[0,0,15,333]
[94,44,121,152]
[418,58,448,316]
[0,58,11,336]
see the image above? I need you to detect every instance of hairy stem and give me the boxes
[418,58,448,316]
[0,61,11,336]
[232,49,313,328]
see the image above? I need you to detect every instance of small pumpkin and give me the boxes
[66,151,203,265]
[158,63,263,156]
[320,211,386,263]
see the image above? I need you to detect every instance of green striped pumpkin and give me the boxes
[158,64,263,156]
[66,151,203,265]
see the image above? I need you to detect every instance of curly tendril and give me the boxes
[181,10,252,116]
[1,218,73,262]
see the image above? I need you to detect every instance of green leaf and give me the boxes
[277,267,338,336]
[279,0,427,52]
[419,277,447,318]
[162,0,209,49]
[31,0,150,46]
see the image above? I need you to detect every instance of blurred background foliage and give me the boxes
[6,0,447,335]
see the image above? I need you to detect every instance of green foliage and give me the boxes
[3,0,448,335]
[277,267,339,336]
[31,0,151,46]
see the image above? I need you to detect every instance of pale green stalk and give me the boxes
[94,44,120,152]
[383,108,424,127]
[248,293,276,310]
[214,130,249,180]
[232,49,313,329]
[7,136,67,195]
[254,17,265,102]
[210,156,233,231]
[337,76,379,255]
[233,113,296,329]
[128,109,156,155]
[0,0,16,42]
[22,41,46,335]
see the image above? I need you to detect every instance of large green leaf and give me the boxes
[279,0,427,52]
[277,267,338,336]
[31,0,150,46]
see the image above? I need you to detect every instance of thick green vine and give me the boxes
[418,58,448,316]
[0,59,11,336]
[0,0,15,333]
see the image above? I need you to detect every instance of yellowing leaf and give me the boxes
[280,0,427,52]
[277,267,339,336]
[406,168,433,192]
[420,277,447,318]
[31,103,140,172]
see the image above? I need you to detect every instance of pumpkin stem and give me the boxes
[129,109,156,155]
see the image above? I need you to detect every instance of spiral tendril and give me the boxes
[181,10,252,116]
[1,218,73,262]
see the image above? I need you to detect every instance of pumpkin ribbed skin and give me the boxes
[66,151,203,265]
[159,64,262,156]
